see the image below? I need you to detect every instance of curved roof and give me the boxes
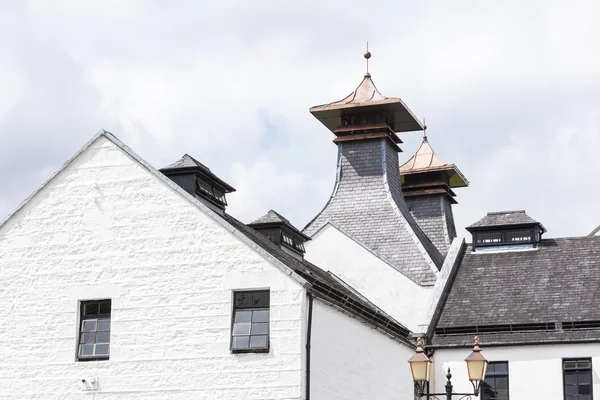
[310,73,424,133]
[400,137,469,188]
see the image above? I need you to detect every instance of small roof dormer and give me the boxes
[160,154,235,213]
[249,210,311,260]
[466,210,547,252]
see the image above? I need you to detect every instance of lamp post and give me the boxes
[408,337,488,400]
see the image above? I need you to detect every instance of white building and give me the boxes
[2,57,599,400]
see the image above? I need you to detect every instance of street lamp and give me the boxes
[408,336,488,400]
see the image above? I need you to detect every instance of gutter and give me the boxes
[306,294,314,400]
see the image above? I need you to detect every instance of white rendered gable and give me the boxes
[305,222,433,332]
[0,133,307,398]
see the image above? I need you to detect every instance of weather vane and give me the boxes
[364,41,371,74]
[423,118,428,139]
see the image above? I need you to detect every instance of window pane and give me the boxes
[84,303,99,316]
[565,373,578,385]
[99,302,111,315]
[80,333,96,344]
[579,373,591,384]
[234,310,252,323]
[95,344,109,356]
[249,335,268,348]
[97,319,110,331]
[251,291,269,307]
[494,363,508,374]
[579,384,592,395]
[82,320,97,332]
[79,344,94,356]
[251,323,269,335]
[565,386,578,395]
[577,360,592,369]
[234,292,252,308]
[252,310,269,323]
[232,336,250,350]
[233,323,251,335]
[495,377,508,388]
[564,361,578,369]
[96,331,110,343]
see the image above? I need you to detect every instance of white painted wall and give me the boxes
[433,343,600,400]
[310,299,416,400]
[305,223,433,332]
[0,136,307,399]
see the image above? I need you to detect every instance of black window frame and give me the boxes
[77,299,111,362]
[563,358,593,400]
[473,228,538,248]
[481,361,509,400]
[230,290,270,354]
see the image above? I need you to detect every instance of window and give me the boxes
[282,233,294,247]
[196,179,227,206]
[474,229,537,247]
[481,362,509,400]
[505,230,532,243]
[563,359,593,400]
[476,232,502,244]
[231,291,269,353]
[78,300,111,361]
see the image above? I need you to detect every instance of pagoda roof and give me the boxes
[400,137,469,188]
[310,73,424,133]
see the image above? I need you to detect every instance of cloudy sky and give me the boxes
[1,0,599,238]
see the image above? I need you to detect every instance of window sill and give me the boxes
[231,349,270,354]
[77,357,110,362]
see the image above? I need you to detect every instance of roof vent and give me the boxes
[160,154,235,214]
[466,210,546,251]
[249,210,311,260]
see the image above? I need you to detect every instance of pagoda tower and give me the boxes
[400,135,469,255]
[304,53,443,285]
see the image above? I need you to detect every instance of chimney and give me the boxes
[400,136,469,255]
[160,154,235,215]
[304,56,443,286]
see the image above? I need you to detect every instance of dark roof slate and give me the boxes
[250,210,289,225]
[250,210,311,241]
[223,213,413,346]
[468,210,539,229]
[160,154,236,192]
[432,236,600,346]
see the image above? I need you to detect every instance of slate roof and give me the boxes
[467,210,546,232]
[161,154,236,192]
[249,210,312,241]
[431,236,600,347]
[224,213,413,346]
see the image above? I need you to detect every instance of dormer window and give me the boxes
[467,211,546,252]
[159,154,236,211]
[474,229,538,247]
[196,179,228,206]
[249,210,311,260]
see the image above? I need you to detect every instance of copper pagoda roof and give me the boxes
[400,137,469,188]
[310,73,424,133]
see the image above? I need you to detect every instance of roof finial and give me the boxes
[423,118,428,140]
[364,41,371,77]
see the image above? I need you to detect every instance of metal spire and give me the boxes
[423,118,428,139]
[364,41,371,76]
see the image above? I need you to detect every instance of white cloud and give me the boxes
[1,0,599,237]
